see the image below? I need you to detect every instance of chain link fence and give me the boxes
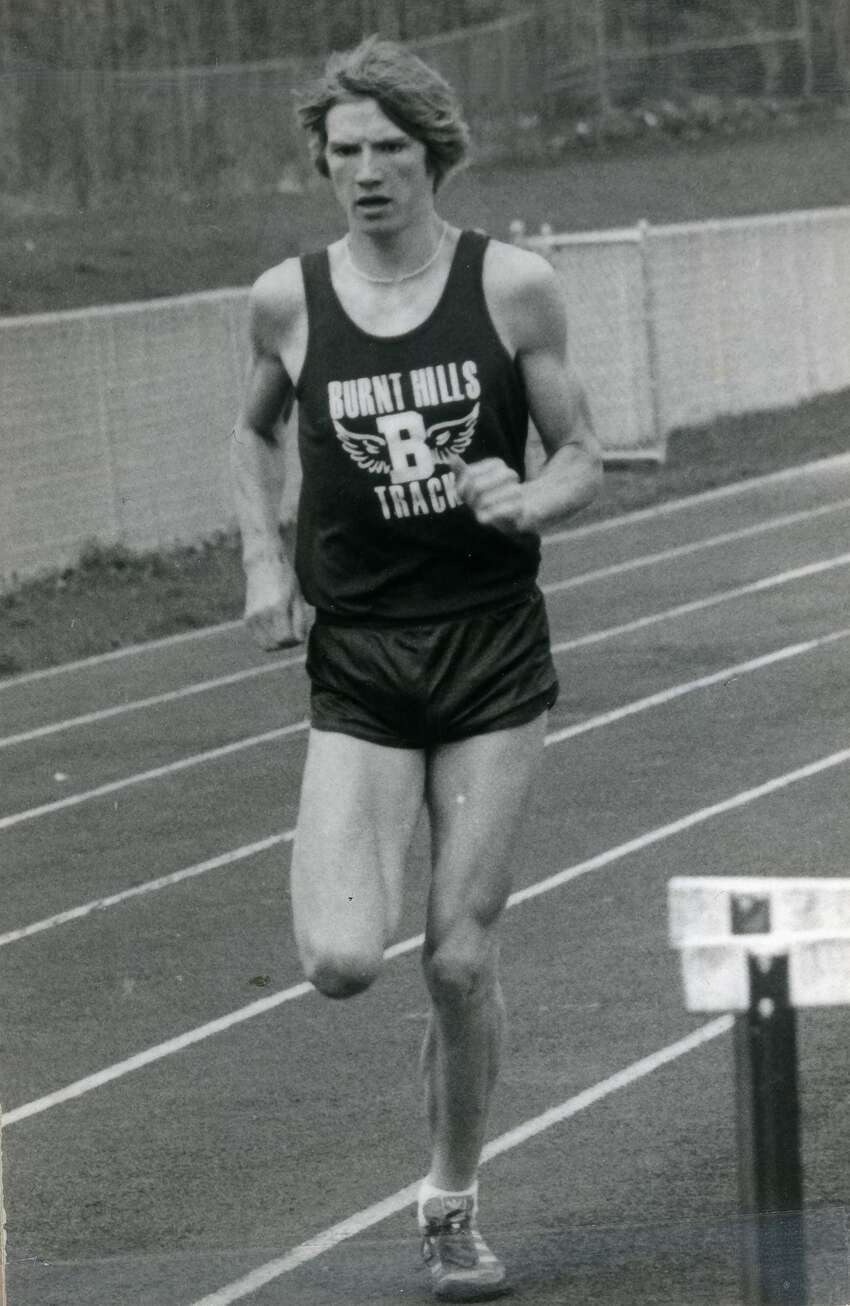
[0,12,539,207]
[4,207,850,583]
[1,3,831,208]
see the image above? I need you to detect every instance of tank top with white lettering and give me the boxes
[294,229,540,622]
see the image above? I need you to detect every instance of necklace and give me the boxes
[344,221,449,285]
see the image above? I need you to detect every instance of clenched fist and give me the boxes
[244,558,308,650]
[449,454,532,535]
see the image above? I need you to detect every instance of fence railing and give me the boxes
[3,205,850,584]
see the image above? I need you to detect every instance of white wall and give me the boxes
[4,207,850,582]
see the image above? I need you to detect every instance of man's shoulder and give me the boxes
[481,236,564,351]
[248,257,307,347]
[250,257,305,317]
[482,236,557,296]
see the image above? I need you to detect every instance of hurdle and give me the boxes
[669,876,850,1306]
[1,1104,5,1306]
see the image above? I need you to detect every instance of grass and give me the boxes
[2,387,848,681]
[3,107,850,676]
[3,106,850,316]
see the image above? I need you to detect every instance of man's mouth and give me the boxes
[356,196,390,210]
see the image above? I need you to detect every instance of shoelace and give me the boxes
[422,1208,478,1268]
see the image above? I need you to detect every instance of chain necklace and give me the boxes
[344,221,449,285]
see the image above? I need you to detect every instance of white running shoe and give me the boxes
[420,1193,509,1301]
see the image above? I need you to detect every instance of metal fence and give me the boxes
[3,205,850,584]
[0,12,539,206]
[543,0,816,110]
[522,204,850,455]
[0,2,827,208]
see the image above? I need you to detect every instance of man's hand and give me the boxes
[449,454,532,535]
[244,559,308,650]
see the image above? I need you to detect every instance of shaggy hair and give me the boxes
[295,36,471,191]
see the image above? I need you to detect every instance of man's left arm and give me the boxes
[453,258,603,534]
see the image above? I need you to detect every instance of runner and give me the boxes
[230,36,601,1301]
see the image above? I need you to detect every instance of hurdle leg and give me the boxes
[734,955,806,1306]
[0,1103,5,1306]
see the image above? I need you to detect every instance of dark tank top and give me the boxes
[294,229,540,622]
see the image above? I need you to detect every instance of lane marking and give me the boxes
[0,620,243,690]
[5,625,850,950]
[187,1017,732,1305]
[549,551,850,656]
[4,496,850,750]
[0,721,309,834]
[546,452,850,546]
[3,451,849,692]
[4,551,850,832]
[6,742,850,1127]
[544,496,850,595]
[0,651,305,750]
[0,833,295,948]
[545,625,850,746]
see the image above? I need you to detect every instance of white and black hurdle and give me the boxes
[669,876,850,1306]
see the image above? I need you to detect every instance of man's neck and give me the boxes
[346,214,447,284]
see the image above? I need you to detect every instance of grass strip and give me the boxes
[1,389,848,679]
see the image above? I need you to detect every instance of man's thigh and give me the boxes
[292,729,426,964]
[424,713,548,948]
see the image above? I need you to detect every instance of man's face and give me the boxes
[324,97,433,235]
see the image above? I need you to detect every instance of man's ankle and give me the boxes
[418,1176,479,1228]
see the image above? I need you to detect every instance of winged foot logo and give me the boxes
[327,360,481,522]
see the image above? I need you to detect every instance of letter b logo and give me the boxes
[378,412,435,484]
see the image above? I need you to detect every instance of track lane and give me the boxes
[7,755,850,1305]
[5,461,850,1305]
[3,529,850,817]
[2,558,848,935]
[4,454,850,736]
[5,637,850,1118]
[3,615,850,955]
[4,491,850,750]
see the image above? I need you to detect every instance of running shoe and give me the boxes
[420,1193,508,1301]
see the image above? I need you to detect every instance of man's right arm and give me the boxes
[231,274,308,650]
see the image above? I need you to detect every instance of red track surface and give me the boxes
[3,456,850,1306]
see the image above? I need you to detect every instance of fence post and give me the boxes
[594,0,612,112]
[637,220,664,459]
[798,0,815,96]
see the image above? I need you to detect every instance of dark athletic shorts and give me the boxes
[306,589,559,750]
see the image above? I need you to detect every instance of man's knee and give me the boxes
[304,947,382,999]
[423,934,497,1007]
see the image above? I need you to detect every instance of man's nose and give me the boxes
[355,146,381,184]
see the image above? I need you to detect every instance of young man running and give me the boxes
[231,37,601,1302]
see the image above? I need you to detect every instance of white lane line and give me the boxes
[5,495,850,750]
[549,551,850,656]
[0,650,305,750]
[3,451,849,693]
[547,451,850,546]
[545,624,850,746]
[6,743,850,1128]
[0,832,294,948]
[0,720,309,834]
[5,625,850,951]
[187,1017,732,1306]
[4,551,850,833]
[544,496,850,595]
[0,619,243,690]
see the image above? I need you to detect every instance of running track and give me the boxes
[4,455,850,1306]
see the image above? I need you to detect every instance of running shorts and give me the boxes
[305,589,559,749]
